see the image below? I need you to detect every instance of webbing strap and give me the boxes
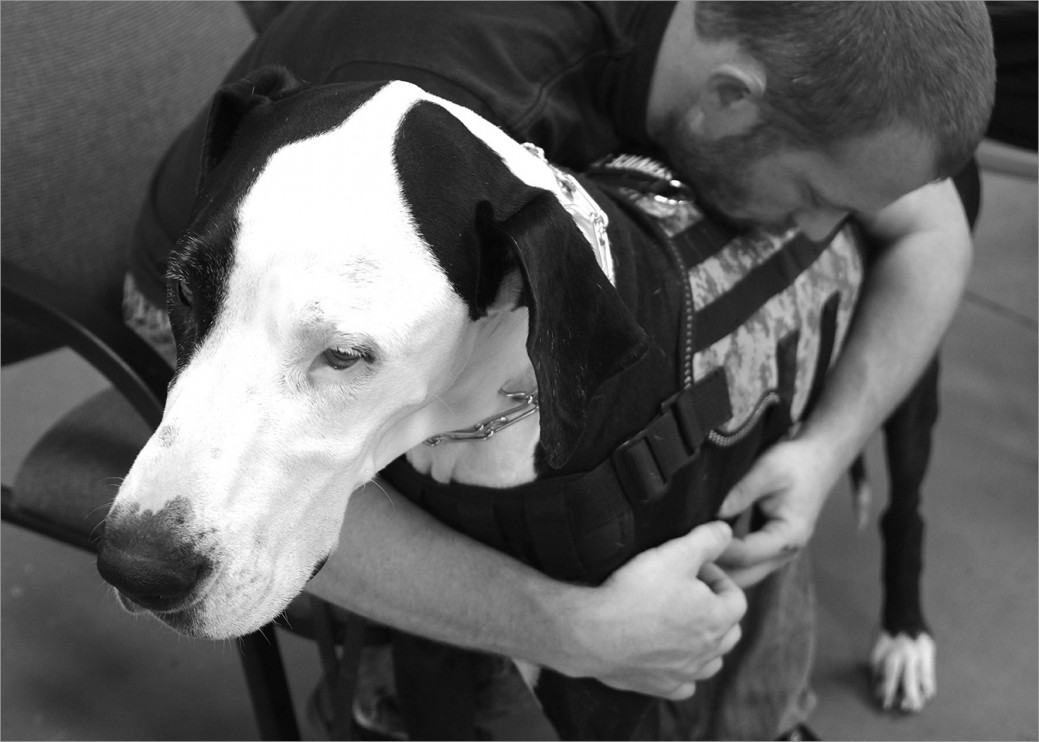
[612,369,729,505]
[454,498,503,551]
[383,369,732,583]
[525,496,585,580]
[808,293,840,412]
[690,235,832,351]
[667,212,739,266]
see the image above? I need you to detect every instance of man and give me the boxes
[123,2,994,738]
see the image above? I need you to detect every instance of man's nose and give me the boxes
[792,207,848,242]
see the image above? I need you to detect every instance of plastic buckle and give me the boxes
[614,434,668,505]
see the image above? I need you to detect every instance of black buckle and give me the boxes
[614,435,667,505]
[612,370,733,506]
[613,406,692,505]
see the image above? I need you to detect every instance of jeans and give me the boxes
[654,552,817,740]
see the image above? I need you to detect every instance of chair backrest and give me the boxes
[1,1,255,363]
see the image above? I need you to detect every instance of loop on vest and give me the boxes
[613,369,729,504]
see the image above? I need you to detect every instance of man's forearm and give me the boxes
[798,178,972,469]
[306,477,745,697]
[306,479,577,668]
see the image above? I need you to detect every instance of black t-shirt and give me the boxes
[130,1,676,305]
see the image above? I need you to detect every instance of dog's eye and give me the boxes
[322,347,363,371]
[177,280,194,308]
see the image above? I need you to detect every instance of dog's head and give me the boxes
[98,66,647,638]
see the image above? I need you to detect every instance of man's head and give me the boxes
[650,1,996,238]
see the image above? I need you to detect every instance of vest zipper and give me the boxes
[707,391,782,447]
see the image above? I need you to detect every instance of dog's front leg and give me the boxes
[872,358,940,712]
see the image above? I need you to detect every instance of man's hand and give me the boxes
[716,434,839,588]
[309,484,747,702]
[554,521,747,699]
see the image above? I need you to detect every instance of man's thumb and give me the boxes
[718,464,768,519]
[664,521,732,572]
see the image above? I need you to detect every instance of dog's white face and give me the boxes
[99,75,645,638]
[109,86,471,637]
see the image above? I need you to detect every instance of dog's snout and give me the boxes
[97,502,211,613]
[98,542,210,612]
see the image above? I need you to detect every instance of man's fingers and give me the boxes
[719,519,802,569]
[661,681,699,701]
[698,562,748,619]
[723,557,794,589]
[693,656,724,681]
[718,457,778,519]
[697,561,730,590]
[659,521,733,574]
[717,622,743,656]
[718,479,755,520]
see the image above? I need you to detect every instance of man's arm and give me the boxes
[307,477,746,700]
[717,179,972,586]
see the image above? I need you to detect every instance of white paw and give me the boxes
[870,631,936,712]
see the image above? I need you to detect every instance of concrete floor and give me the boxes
[2,159,1036,741]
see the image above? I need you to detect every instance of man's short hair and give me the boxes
[694,1,997,178]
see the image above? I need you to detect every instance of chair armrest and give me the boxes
[2,259,172,428]
[0,484,101,552]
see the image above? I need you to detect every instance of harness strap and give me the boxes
[384,369,731,584]
[613,369,730,504]
[385,162,855,587]
[688,234,833,351]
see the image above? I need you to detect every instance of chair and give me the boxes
[1,3,305,738]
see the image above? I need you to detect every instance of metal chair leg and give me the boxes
[240,626,301,740]
[312,597,368,740]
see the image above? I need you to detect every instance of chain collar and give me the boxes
[424,389,539,446]
[423,145,614,448]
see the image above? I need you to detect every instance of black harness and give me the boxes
[383,157,865,740]
[382,158,862,586]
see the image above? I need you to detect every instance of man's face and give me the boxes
[662,118,938,240]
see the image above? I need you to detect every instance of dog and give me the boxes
[98,66,937,737]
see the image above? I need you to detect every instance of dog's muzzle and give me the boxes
[96,499,213,614]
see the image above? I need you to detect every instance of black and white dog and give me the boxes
[98,67,936,737]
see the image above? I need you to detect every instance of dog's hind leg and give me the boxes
[871,356,940,712]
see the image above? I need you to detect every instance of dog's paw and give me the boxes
[869,630,936,712]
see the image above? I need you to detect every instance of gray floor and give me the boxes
[2,158,1036,741]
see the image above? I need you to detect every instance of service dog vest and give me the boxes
[383,157,865,586]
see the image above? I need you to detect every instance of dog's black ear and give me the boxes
[200,65,309,183]
[481,192,649,469]
[394,99,648,468]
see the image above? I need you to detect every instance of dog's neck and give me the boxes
[402,144,616,489]
[404,278,541,486]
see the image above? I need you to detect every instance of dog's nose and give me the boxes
[97,505,212,613]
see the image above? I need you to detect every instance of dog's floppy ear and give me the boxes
[200,65,309,183]
[394,99,648,468]
[479,192,649,469]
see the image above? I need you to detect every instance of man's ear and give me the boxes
[199,65,309,185]
[695,61,766,140]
